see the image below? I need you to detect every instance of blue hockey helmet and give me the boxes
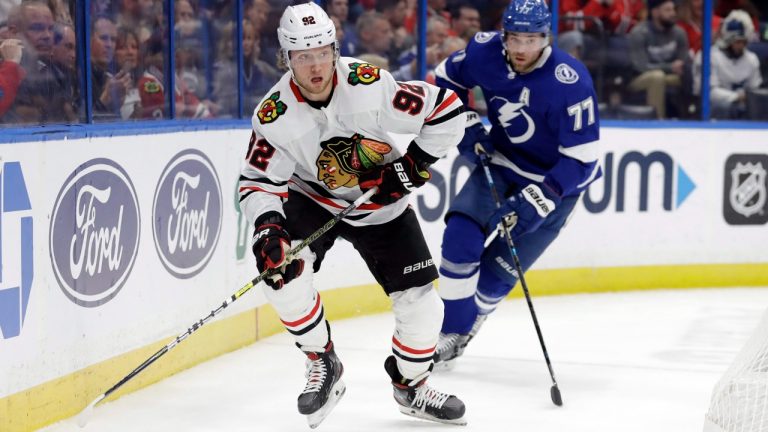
[502,0,551,34]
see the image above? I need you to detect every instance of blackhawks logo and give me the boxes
[316,134,392,190]
[257,91,287,124]
[347,62,381,86]
[142,80,161,93]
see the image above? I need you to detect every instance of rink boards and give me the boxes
[1,126,767,431]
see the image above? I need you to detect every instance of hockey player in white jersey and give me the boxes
[238,2,467,427]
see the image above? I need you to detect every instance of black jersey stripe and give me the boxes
[239,175,288,187]
[286,308,326,336]
[424,106,465,126]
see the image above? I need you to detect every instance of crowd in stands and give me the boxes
[0,0,766,125]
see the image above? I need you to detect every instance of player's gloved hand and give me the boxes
[252,213,304,290]
[489,183,561,240]
[359,143,437,205]
[457,110,493,163]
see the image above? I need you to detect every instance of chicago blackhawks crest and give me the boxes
[257,91,287,124]
[347,62,381,86]
[316,134,392,189]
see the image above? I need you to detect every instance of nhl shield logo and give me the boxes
[729,162,766,217]
[723,154,768,225]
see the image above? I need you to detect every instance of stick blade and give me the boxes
[550,385,563,406]
[77,395,104,428]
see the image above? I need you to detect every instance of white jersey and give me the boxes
[239,57,465,227]
[694,47,762,107]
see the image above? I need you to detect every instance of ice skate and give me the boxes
[384,356,467,425]
[433,333,469,371]
[298,342,346,428]
[434,314,488,371]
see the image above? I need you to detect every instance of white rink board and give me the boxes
[1,126,766,399]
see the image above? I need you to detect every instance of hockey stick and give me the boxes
[476,150,563,407]
[76,187,378,427]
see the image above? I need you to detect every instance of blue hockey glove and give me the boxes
[252,212,304,290]
[457,110,493,163]
[489,183,561,240]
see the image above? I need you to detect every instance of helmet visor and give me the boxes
[289,45,336,67]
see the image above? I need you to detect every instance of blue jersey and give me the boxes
[435,31,601,197]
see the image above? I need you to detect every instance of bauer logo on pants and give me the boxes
[723,154,768,225]
[50,159,140,307]
[153,149,222,278]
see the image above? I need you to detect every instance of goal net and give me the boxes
[704,308,768,432]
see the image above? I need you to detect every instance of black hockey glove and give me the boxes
[359,142,438,205]
[252,212,304,290]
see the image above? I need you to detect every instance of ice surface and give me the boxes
[40,287,768,432]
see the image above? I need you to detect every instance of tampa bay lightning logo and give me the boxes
[555,64,579,84]
[474,32,495,43]
[489,95,535,144]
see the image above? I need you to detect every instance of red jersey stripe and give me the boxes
[392,336,436,355]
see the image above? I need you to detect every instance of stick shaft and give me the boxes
[89,188,378,404]
[477,154,560,388]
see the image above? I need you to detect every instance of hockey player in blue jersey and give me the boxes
[433,0,601,368]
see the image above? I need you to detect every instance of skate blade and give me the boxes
[307,379,346,429]
[432,359,457,373]
[398,405,467,426]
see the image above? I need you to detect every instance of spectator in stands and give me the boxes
[48,0,73,25]
[91,14,131,120]
[51,21,75,71]
[426,35,465,83]
[0,38,25,118]
[449,3,480,42]
[246,0,270,34]
[136,37,166,118]
[694,9,762,119]
[715,0,760,33]
[213,19,280,118]
[91,0,113,17]
[174,0,202,40]
[606,0,646,34]
[117,0,158,44]
[327,0,357,55]
[678,0,722,55]
[396,14,448,78]
[15,0,54,63]
[51,22,81,120]
[7,1,77,123]
[355,11,393,62]
[376,0,412,63]
[115,27,140,119]
[558,0,645,35]
[628,0,690,118]
[558,0,645,59]
[403,0,449,34]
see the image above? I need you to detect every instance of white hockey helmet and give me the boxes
[277,2,337,56]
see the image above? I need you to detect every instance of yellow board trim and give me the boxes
[3,263,767,431]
